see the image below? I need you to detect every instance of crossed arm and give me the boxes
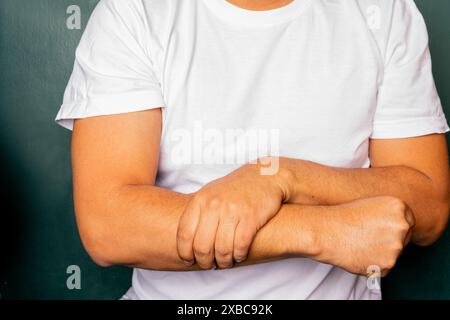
[71,108,449,276]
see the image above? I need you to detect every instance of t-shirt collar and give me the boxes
[201,0,313,28]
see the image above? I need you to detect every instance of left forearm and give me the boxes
[275,158,449,245]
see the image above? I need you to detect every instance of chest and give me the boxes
[158,15,381,168]
[163,18,380,127]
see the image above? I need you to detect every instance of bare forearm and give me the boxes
[278,158,449,244]
[83,185,317,270]
[76,185,187,269]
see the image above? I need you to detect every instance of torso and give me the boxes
[132,0,388,299]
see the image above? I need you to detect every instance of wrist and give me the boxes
[308,204,349,264]
[279,158,324,206]
[275,165,296,203]
[284,205,326,259]
[255,157,297,203]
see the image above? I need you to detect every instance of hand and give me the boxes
[314,196,415,277]
[176,160,291,269]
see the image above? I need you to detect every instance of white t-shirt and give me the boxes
[56,0,449,300]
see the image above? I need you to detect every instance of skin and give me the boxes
[174,0,450,271]
[178,136,449,269]
[226,0,295,10]
[70,0,450,278]
[72,108,447,277]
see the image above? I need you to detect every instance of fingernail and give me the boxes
[235,256,247,263]
[182,259,194,266]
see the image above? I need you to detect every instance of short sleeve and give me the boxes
[371,0,449,139]
[55,0,165,130]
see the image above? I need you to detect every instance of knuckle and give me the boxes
[392,240,404,252]
[177,228,192,242]
[389,197,407,214]
[215,252,233,269]
[241,228,257,243]
[193,243,211,257]
[207,197,222,209]
[234,241,250,254]
[193,192,205,203]
[226,201,239,211]
[386,260,396,270]
[177,250,190,261]
[405,209,416,227]
[400,220,411,231]
[394,219,410,233]
[215,247,232,258]
[382,256,397,270]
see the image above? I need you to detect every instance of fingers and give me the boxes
[193,209,220,269]
[403,207,415,245]
[380,268,392,278]
[404,207,416,228]
[404,227,413,246]
[233,220,256,263]
[178,195,258,270]
[215,216,238,269]
[177,200,201,265]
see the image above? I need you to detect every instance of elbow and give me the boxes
[80,228,116,268]
[76,212,121,268]
[414,199,450,247]
[74,188,130,268]
[90,255,113,268]
[86,245,115,268]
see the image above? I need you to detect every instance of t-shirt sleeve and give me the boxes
[371,0,449,139]
[55,0,165,130]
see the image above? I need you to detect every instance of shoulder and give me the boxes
[85,0,173,46]
[351,0,427,58]
[353,0,424,25]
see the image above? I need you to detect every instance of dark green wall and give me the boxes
[0,0,132,300]
[0,0,449,300]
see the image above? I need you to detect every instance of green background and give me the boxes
[0,0,449,300]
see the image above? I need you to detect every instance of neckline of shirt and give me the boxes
[201,0,313,28]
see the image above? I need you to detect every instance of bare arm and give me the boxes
[79,183,320,270]
[71,110,316,270]
[278,135,450,246]
[72,109,414,275]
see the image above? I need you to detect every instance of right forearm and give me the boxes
[242,204,322,265]
[84,186,408,276]
[76,184,188,269]
[251,198,413,276]
[81,185,320,270]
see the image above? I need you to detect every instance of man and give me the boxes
[56,0,450,300]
